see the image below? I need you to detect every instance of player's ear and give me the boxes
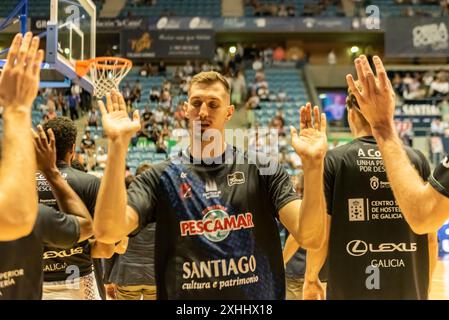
[183,101,189,119]
[226,105,235,121]
[70,144,76,160]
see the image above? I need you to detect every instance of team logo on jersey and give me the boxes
[370,176,379,190]
[203,179,221,199]
[369,176,390,191]
[442,156,449,169]
[180,172,188,179]
[346,240,417,257]
[348,198,365,221]
[227,172,245,187]
[180,183,192,199]
[179,205,254,242]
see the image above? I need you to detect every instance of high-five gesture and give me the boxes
[0,32,44,113]
[290,103,328,164]
[346,55,396,136]
[32,125,57,174]
[98,89,141,143]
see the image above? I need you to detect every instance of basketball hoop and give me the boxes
[76,57,133,99]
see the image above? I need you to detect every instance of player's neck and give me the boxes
[353,126,373,138]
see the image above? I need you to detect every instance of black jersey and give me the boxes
[36,165,100,281]
[127,146,299,299]
[324,136,431,299]
[0,204,79,300]
[429,155,449,198]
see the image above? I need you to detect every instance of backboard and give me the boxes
[47,0,96,92]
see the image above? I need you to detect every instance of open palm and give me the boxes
[290,103,327,162]
[98,90,141,142]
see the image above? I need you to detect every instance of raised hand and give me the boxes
[98,89,141,144]
[346,55,396,134]
[0,32,44,114]
[290,103,327,165]
[32,125,57,174]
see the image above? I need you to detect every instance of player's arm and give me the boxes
[303,215,331,300]
[279,103,327,250]
[428,232,438,293]
[346,55,449,234]
[90,237,129,258]
[282,234,301,266]
[33,125,92,241]
[0,33,45,240]
[93,90,141,244]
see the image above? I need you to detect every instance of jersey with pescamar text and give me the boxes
[325,136,431,299]
[429,154,449,198]
[127,146,299,299]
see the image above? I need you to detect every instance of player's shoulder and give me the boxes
[326,139,358,159]
[403,145,427,165]
[61,166,100,184]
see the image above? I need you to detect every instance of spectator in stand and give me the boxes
[423,71,435,87]
[149,86,160,103]
[247,89,261,110]
[278,4,288,16]
[269,113,286,136]
[86,106,100,128]
[122,81,132,102]
[43,104,58,122]
[231,70,247,105]
[155,135,168,154]
[47,94,56,113]
[173,102,186,123]
[172,67,183,84]
[154,106,165,124]
[96,147,108,170]
[68,93,79,121]
[162,80,171,92]
[273,46,286,61]
[287,4,296,17]
[263,46,274,67]
[81,130,96,154]
[159,90,172,113]
[81,130,96,170]
[278,88,288,102]
[158,61,166,76]
[252,56,263,71]
[403,73,427,100]
[132,80,142,102]
[56,92,68,117]
[183,60,194,76]
[429,71,449,97]
[439,98,449,122]
[327,50,337,65]
[431,117,448,136]
[161,123,170,140]
[139,64,148,77]
[392,73,405,97]
[180,77,191,95]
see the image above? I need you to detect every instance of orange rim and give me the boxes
[75,57,133,77]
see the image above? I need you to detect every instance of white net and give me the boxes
[88,58,132,98]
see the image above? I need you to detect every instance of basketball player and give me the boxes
[92,71,328,299]
[38,117,116,300]
[346,55,449,232]
[0,33,41,241]
[303,80,437,299]
[0,32,92,300]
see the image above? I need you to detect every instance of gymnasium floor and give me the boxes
[430,259,449,299]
